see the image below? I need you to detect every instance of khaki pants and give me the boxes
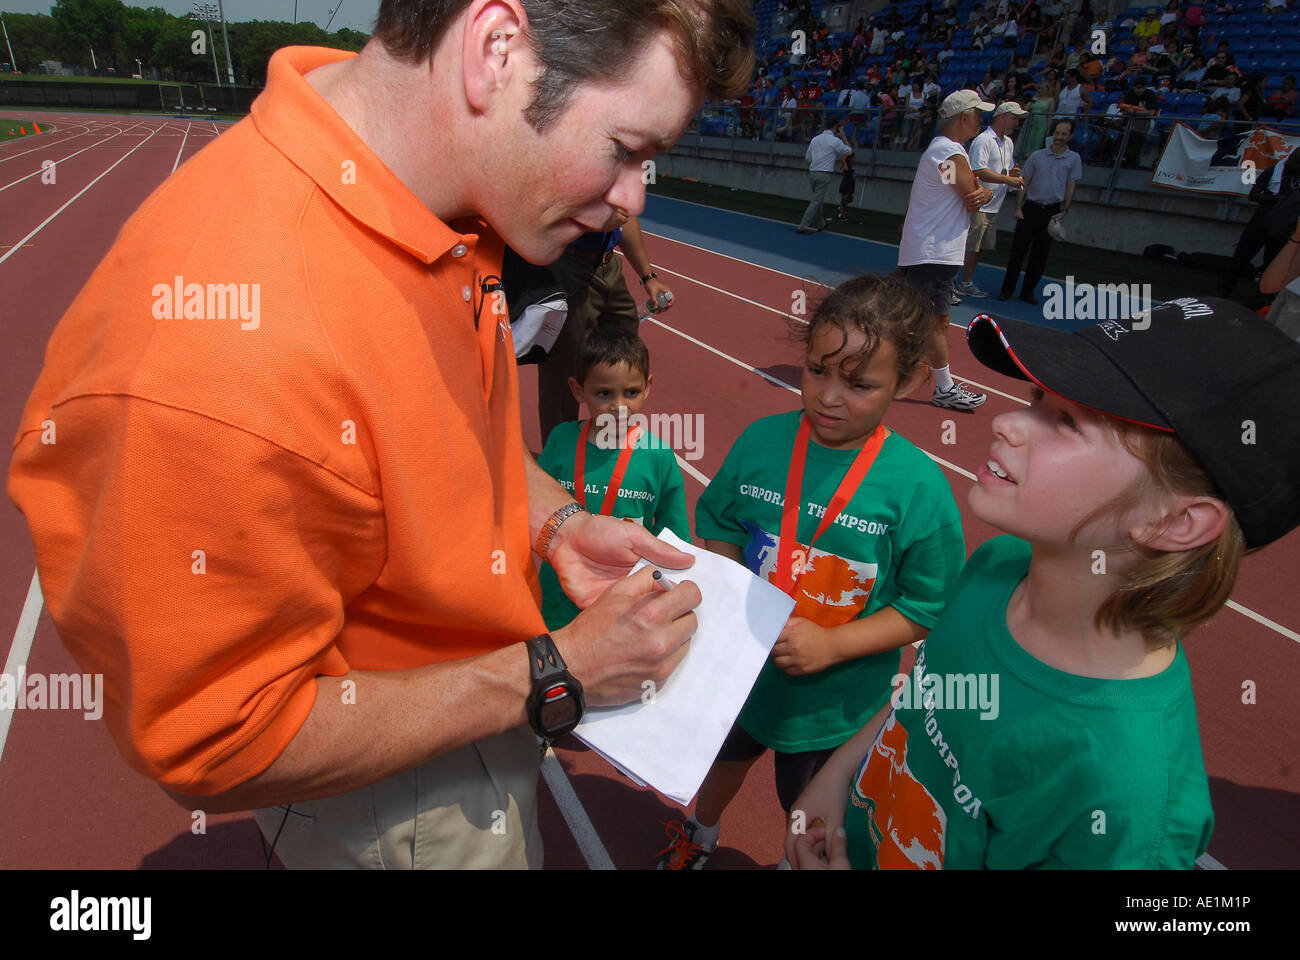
[798,171,836,230]
[253,726,543,869]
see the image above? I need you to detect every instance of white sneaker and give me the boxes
[949,291,962,306]
[932,383,987,410]
[959,281,990,299]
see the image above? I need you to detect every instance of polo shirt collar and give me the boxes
[252,46,477,265]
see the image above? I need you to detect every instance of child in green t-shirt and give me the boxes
[654,274,966,869]
[537,324,690,631]
[787,298,1300,870]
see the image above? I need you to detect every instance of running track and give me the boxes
[1,110,1296,869]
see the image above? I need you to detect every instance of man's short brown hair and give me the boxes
[373,0,756,131]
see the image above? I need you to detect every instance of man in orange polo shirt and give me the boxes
[8,0,754,868]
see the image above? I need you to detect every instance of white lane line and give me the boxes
[644,315,799,394]
[0,572,43,764]
[0,120,149,194]
[1225,601,1300,644]
[541,746,615,870]
[0,122,163,269]
[172,122,192,175]
[674,455,710,487]
[646,315,979,481]
[646,311,1295,646]
[0,123,97,164]
[646,246,1030,407]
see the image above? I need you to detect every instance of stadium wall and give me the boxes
[656,135,1255,258]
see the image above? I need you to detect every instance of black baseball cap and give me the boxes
[967,299,1300,549]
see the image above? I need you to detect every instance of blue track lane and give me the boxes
[639,193,1158,332]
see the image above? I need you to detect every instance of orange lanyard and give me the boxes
[574,420,642,516]
[775,417,888,596]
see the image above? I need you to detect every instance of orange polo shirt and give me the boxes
[8,46,545,795]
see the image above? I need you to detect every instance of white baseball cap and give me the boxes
[993,101,1028,117]
[940,89,996,120]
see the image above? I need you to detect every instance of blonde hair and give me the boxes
[1071,424,1246,650]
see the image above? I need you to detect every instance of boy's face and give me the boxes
[800,324,921,449]
[970,388,1153,549]
[569,361,653,425]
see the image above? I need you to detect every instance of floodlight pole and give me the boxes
[217,0,235,85]
[325,1,345,32]
[2,15,18,72]
[194,3,221,87]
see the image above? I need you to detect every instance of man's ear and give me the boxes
[642,372,655,402]
[1130,495,1230,553]
[568,376,585,405]
[462,0,527,115]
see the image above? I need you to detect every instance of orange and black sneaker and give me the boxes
[654,819,714,870]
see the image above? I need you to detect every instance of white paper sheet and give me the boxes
[572,529,796,806]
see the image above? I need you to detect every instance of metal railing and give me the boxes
[687,102,1299,201]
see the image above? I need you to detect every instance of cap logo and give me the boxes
[1096,320,1127,341]
[1166,296,1214,319]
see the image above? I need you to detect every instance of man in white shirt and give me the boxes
[897,90,995,409]
[923,74,942,101]
[959,101,1028,298]
[797,120,854,232]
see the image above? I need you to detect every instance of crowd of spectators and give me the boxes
[723,0,1299,164]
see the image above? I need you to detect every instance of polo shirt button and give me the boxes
[462,285,472,301]
[451,244,468,258]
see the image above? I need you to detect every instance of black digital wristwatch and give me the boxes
[525,634,586,741]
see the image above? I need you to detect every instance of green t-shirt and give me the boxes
[844,535,1215,869]
[695,410,965,752]
[536,419,691,631]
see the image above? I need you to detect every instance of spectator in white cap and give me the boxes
[959,100,1028,298]
[897,89,995,410]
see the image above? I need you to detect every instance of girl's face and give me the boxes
[970,388,1155,548]
[800,323,918,449]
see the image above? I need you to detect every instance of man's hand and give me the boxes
[551,566,701,706]
[1009,175,1026,190]
[547,511,693,609]
[1009,164,1022,177]
[772,616,839,675]
[1014,207,1025,220]
[963,186,993,211]
[643,276,675,314]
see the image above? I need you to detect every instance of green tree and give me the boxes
[51,0,128,72]
[121,5,169,75]
[1,13,62,72]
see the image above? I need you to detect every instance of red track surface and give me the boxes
[2,111,1297,870]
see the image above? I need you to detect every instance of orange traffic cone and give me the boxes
[19,126,26,135]
[32,122,40,133]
